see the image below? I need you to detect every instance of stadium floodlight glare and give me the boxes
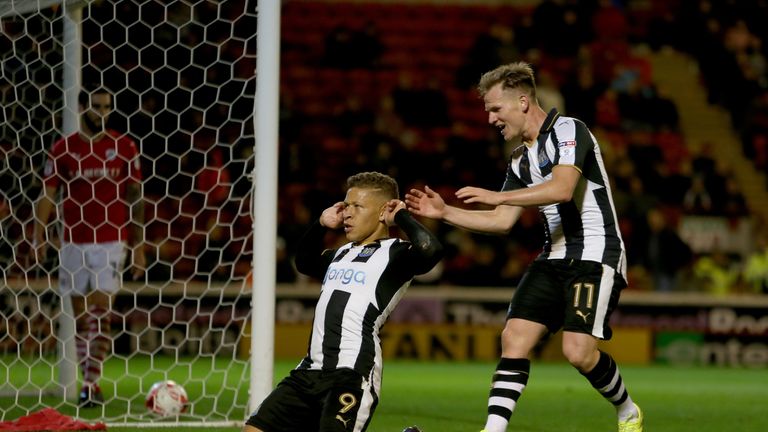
[0,0,278,428]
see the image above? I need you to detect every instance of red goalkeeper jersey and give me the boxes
[43,130,142,243]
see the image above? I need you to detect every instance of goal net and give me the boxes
[1,0,259,427]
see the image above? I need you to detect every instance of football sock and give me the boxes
[484,357,530,432]
[581,351,637,420]
[84,305,110,386]
[76,334,88,380]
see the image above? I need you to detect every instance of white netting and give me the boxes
[1,0,256,427]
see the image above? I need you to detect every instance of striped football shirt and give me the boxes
[502,109,627,282]
[293,211,442,393]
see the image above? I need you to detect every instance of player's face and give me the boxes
[342,187,386,244]
[82,93,113,131]
[484,83,527,141]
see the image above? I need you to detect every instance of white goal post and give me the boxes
[0,0,278,427]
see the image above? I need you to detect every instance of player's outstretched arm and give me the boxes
[406,186,522,235]
[454,186,503,206]
[404,185,446,220]
[457,165,580,207]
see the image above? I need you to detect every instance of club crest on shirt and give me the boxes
[105,149,117,161]
[352,242,381,262]
[538,152,550,168]
[358,246,377,258]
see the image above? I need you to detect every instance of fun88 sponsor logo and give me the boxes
[324,267,366,285]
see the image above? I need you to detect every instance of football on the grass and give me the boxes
[145,380,189,416]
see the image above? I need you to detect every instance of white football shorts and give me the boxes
[58,242,126,296]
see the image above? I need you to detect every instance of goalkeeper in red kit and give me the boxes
[33,86,146,407]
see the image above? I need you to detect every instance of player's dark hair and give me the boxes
[78,86,112,108]
[346,172,399,200]
[477,61,537,99]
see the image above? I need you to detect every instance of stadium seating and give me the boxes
[275,1,760,293]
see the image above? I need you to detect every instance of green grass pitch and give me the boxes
[2,357,767,431]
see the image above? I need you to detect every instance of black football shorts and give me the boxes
[507,259,625,340]
[245,368,377,432]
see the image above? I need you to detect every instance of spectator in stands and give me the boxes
[275,186,314,284]
[355,20,384,68]
[493,209,544,287]
[744,224,768,294]
[741,92,768,171]
[391,73,450,128]
[274,235,295,283]
[535,68,565,114]
[371,95,405,140]
[530,0,563,41]
[334,95,375,136]
[279,138,317,185]
[456,23,519,89]
[592,0,627,41]
[654,153,692,206]
[359,134,406,183]
[720,177,748,219]
[679,5,755,123]
[748,133,768,174]
[682,174,713,215]
[322,25,355,68]
[322,21,383,69]
[618,177,660,262]
[561,64,601,126]
[406,62,643,432]
[633,207,693,292]
[650,86,681,130]
[32,86,145,407]
[693,249,740,295]
[594,88,622,129]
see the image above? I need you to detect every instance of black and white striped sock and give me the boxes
[484,357,530,432]
[581,351,637,420]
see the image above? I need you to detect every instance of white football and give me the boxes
[145,380,189,416]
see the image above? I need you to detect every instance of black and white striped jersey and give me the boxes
[502,109,627,282]
[293,211,442,389]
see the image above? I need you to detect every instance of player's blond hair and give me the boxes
[346,172,399,200]
[477,61,537,99]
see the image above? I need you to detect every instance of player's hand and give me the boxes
[405,185,445,220]
[383,199,406,227]
[131,244,147,280]
[320,202,344,229]
[455,186,500,205]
